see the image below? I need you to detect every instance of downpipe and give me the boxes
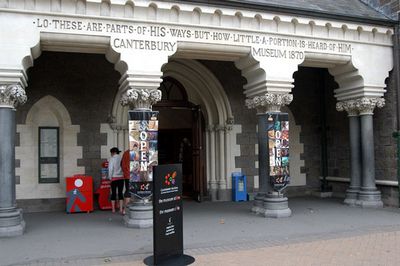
[392,14,400,208]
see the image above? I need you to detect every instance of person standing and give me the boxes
[108,147,124,214]
[121,149,131,214]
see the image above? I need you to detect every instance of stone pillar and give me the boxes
[246,93,293,218]
[120,87,161,228]
[216,125,227,200]
[356,97,384,208]
[0,84,27,237]
[337,100,362,206]
[207,126,218,201]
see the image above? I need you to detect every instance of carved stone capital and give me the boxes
[214,124,226,132]
[0,84,27,109]
[355,97,385,115]
[246,93,293,113]
[225,117,234,131]
[336,100,359,116]
[120,88,162,110]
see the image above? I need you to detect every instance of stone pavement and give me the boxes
[1,197,400,266]
[108,228,400,266]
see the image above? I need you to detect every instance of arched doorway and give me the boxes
[153,77,206,201]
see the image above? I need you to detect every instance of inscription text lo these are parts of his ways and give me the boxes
[34,18,352,58]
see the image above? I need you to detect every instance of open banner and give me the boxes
[267,112,290,192]
[128,110,159,199]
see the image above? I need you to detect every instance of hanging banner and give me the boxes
[267,112,290,192]
[128,110,159,199]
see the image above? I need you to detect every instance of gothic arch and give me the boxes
[16,95,83,200]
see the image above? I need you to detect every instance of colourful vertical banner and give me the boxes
[267,112,290,192]
[128,111,159,199]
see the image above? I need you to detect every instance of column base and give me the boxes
[124,201,153,228]
[357,190,383,208]
[217,188,231,201]
[343,188,360,206]
[263,193,291,218]
[251,193,265,214]
[0,208,25,237]
[209,188,218,201]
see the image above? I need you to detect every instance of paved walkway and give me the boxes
[1,197,400,266]
[109,228,400,266]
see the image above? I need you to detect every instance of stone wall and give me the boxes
[290,67,349,190]
[16,52,120,190]
[374,71,398,183]
[198,60,258,191]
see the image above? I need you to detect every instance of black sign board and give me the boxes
[153,164,183,264]
[266,112,291,192]
[128,110,159,199]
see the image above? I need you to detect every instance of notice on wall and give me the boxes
[153,164,183,265]
[267,112,290,192]
[128,110,159,199]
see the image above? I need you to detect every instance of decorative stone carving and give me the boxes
[337,97,385,116]
[246,93,293,113]
[214,124,226,132]
[0,84,27,109]
[336,100,358,116]
[355,97,385,115]
[120,88,162,110]
[225,117,234,131]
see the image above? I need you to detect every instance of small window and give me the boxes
[38,127,60,183]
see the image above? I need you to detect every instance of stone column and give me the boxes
[207,125,218,201]
[356,97,384,208]
[337,100,362,206]
[224,120,233,201]
[120,88,161,228]
[216,125,227,200]
[246,93,293,218]
[0,84,27,237]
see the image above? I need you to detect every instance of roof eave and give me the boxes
[173,0,397,26]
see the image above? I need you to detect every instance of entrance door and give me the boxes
[154,77,207,201]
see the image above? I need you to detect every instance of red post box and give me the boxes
[94,161,112,210]
[66,175,93,213]
[95,179,112,210]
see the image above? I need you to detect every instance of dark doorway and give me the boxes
[153,77,206,201]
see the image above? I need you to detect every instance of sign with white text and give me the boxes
[267,112,290,192]
[153,164,183,265]
[128,111,158,199]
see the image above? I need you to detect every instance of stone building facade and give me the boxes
[0,0,398,236]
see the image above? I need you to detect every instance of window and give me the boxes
[38,127,60,183]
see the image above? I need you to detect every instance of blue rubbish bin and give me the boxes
[232,172,247,201]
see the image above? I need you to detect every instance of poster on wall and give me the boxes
[267,112,290,192]
[128,110,159,199]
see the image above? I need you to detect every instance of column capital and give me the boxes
[337,97,385,116]
[0,84,27,109]
[355,97,385,115]
[246,93,293,113]
[336,100,359,116]
[225,117,234,131]
[120,88,162,110]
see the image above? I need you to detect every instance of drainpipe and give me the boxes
[320,69,330,192]
[392,13,400,208]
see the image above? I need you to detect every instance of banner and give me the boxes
[128,111,159,199]
[267,112,290,192]
[153,164,183,265]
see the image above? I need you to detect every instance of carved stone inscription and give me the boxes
[34,17,352,58]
